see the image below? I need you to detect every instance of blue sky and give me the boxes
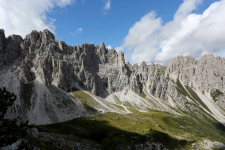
[50,0,180,47]
[50,0,216,47]
[1,0,225,64]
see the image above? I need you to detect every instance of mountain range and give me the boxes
[1,29,225,149]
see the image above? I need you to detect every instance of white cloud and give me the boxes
[106,45,112,49]
[103,0,111,10]
[101,0,110,15]
[56,0,73,7]
[70,27,82,37]
[123,12,161,48]
[76,28,83,34]
[122,0,225,65]
[0,0,74,38]
[115,47,124,53]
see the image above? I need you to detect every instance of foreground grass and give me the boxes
[38,108,225,149]
[39,113,189,149]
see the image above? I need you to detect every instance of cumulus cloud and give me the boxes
[0,0,74,38]
[122,0,225,65]
[115,47,124,53]
[106,45,113,49]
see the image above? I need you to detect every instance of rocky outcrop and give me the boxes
[0,29,23,68]
[0,29,170,99]
[167,54,225,93]
[166,54,225,121]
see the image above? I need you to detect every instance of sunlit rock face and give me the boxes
[1,29,225,125]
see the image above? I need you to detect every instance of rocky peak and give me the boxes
[140,61,147,66]
[7,35,23,44]
[96,42,107,63]
[166,54,225,94]
[25,30,40,44]
[105,49,117,64]
[99,42,106,50]
[118,51,125,65]
[58,41,67,51]
[166,55,196,75]
[198,54,223,65]
[42,29,55,41]
[0,30,23,68]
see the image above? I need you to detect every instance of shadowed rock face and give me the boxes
[0,29,23,68]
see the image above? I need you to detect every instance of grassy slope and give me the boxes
[176,79,211,113]
[38,108,225,149]
[72,90,98,112]
[39,113,189,149]
[36,86,225,149]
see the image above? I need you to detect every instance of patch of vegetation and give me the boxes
[210,89,223,102]
[23,135,65,150]
[139,91,147,99]
[176,79,189,97]
[151,68,156,76]
[176,79,211,112]
[161,67,167,75]
[171,78,175,83]
[113,104,125,111]
[39,112,192,149]
[185,86,211,112]
[20,82,34,110]
[123,101,134,108]
[213,73,219,77]
[72,90,97,112]
[38,106,225,149]
[113,95,122,105]
[202,91,205,95]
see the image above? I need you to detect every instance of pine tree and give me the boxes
[0,87,28,147]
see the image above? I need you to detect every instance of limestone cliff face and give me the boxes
[166,54,225,95]
[0,30,86,125]
[0,29,170,100]
[0,29,23,68]
[1,29,225,125]
[166,54,225,118]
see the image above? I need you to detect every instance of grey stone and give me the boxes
[27,127,39,138]
[1,29,225,125]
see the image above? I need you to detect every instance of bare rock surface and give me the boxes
[0,29,225,126]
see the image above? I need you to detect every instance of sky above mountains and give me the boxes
[0,0,224,64]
